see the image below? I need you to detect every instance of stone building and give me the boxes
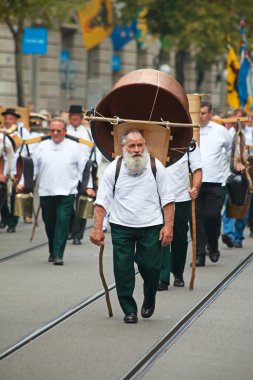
[0,22,226,114]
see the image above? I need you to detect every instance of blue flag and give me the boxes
[238,57,250,107]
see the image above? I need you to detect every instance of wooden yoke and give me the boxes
[211,116,251,125]
[112,122,171,166]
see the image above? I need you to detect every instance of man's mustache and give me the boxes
[132,153,142,157]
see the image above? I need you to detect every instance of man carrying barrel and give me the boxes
[90,129,175,324]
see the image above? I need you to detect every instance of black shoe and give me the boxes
[0,221,7,228]
[7,227,16,233]
[141,304,155,319]
[157,280,169,291]
[73,238,81,245]
[48,256,54,262]
[173,275,185,287]
[249,232,253,238]
[53,257,64,265]
[191,256,206,267]
[67,233,73,240]
[124,313,138,324]
[233,241,243,248]
[222,234,234,248]
[209,249,220,263]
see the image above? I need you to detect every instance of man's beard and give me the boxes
[123,147,149,173]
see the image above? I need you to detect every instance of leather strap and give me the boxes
[0,156,4,176]
[15,155,34,192]
[79,160,93,195]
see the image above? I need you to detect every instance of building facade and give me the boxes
[0,22,226,114]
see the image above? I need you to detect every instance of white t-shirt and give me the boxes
[95,156,175,228]
[166,145,202,202]
[200,121,232,183]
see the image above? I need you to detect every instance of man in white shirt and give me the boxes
[0,132,15,223]
[90,129,175,324]
[196,102,232,266]
[223,108,253,248]
[158,142,202,290]
[0,108,30,232]
[17,118,94,265]
[67,105,94,245]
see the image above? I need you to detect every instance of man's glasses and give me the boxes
[50,129,65,134]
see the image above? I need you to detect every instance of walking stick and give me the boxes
[189,196,196,290]
[30,203,40,243]
[99,243,113,317]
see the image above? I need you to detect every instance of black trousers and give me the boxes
[195,182,223,256]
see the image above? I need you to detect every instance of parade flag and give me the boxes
[111,20,137,51]
[136,8,148,48]
[238,19,252,110]
[78,0,113,50]
[238,52,251,108]
[226,43,240,108]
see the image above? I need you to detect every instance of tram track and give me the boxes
[121,251,253,380]
[0,226,93,263]
[0,242,48,263]
[1,250,253,371]
[0,281,117,361]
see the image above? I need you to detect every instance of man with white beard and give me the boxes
[90,129,175,324]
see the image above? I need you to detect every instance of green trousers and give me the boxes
[160,201,190,284]
[110,223,163,315]
[40,195,75,259]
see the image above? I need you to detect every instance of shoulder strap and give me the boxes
[113,156,123,196]
[187,139,196,175]
[150,155,157,179]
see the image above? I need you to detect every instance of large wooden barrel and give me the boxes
[91,69,193,165]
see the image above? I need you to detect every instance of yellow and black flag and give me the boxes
[226,42,240,108]
[78,0,113,50]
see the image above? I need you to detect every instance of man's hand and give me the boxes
[16,183,25,192]
[159,224,173,247]
[86,188,96,197]
[188,186,199,200]
[90,228,105,246]
[0,174,7,183]
[236,162,245,172]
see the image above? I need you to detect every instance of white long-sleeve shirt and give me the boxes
[32,138,90,196]
[95,156,175,228]
[200,121,232,183]
[0,133,14,176]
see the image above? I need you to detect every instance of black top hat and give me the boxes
[68,105,83,114]
[1,108,21,118]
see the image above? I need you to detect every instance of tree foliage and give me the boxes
[0,0,88,106]
[116,0,253,85]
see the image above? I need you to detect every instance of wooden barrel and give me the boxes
[91,69,193,165]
